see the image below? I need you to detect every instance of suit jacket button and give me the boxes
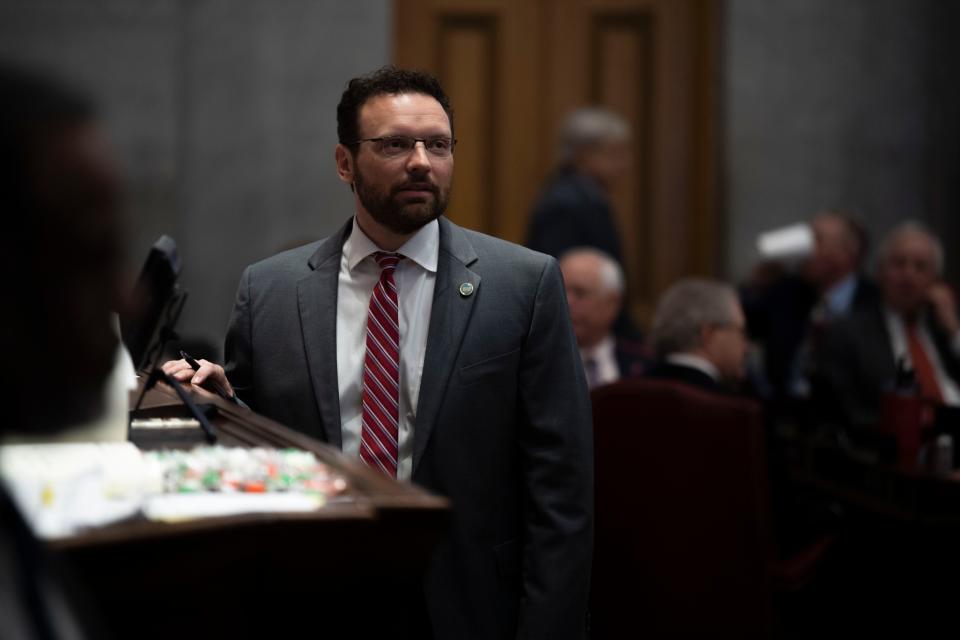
[459,282,475,297]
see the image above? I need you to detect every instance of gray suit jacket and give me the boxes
[224,217,593,639]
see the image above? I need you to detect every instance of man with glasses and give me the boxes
[164,66,593,639]
[647,279,750,393]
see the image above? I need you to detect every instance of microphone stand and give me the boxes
[128,289,217,444]
[140,369,218,444]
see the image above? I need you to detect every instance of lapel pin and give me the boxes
[458,282,475,297]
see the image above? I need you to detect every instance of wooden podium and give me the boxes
[47,386,449,638]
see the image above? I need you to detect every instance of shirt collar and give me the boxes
[580,335,616,363]
[884,305,930,330]
[665,353,720,382]
[824,273,858,316]
[344,216,439,273]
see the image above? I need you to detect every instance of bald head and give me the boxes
[560,248,624,348]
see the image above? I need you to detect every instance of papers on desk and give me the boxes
[0,443,347,539]
[0,442,155,538]
[144,493,323,522]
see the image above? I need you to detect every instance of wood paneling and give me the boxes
[395,0,720,325]
[438,17,497,234]
[395,0,543,243]
[591,12,652,301]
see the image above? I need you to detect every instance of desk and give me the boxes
[782,431,960,634]
[789,434,960,524]
[48,387,449,638]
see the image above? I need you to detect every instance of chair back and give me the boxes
[590,378,774,638]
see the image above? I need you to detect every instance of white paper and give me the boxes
[143,493,324,522]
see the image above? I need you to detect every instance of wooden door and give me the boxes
[395,0,720,324]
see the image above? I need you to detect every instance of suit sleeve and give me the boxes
[812,320,869,430]
[516,257,593,639]
[223,265,256,410]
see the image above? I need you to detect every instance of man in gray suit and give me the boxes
[164,67,593,639]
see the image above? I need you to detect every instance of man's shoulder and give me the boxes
[852,275,880,308]
[238,235,344,300]
[245,240,325,278]
[451,222,555,275]
[535,169,603,206]
[823,299,887,352]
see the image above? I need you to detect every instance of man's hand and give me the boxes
[928,282,960,336]
[161,358,235,398]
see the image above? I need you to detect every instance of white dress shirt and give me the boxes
[665,353,721,382]
[579,335,620,389]
[336,217,438,480]
[883,308,960,406]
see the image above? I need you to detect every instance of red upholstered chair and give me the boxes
[589,378,776,638]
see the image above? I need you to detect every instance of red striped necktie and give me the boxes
[905,320,943,404]
[360,252,402,477]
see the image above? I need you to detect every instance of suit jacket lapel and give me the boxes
[412,218,480,473]
[928,317,960,384]
[297,219,352,449]
[869,305,899,383]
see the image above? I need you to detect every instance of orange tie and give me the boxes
[905,320,943,404]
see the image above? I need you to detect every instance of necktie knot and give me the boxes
[375,251,402,271]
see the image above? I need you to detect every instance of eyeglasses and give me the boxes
[714,323,747,338]
[349,135,456,158]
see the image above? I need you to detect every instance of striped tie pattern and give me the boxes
[360,252,402,476]
[905,320,943,404]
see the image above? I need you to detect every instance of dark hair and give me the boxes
[1,62,96,214]
[818,209,869,266]
[0,62,95,148]
[0,63,121,434]
[336,66,454,148]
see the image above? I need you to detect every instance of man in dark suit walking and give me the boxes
[525,107,637,339]
[164,67,593,640]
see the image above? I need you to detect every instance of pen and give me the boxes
[179,350,239,404]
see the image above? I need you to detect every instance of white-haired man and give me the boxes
[815,221,960,430]
[647,279,749,393]
[526,108,630,269]
[527,107,634,338]
[560,248,646,389]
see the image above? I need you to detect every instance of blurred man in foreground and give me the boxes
[647,279,749,394]
[560,247,646,389]
[0,62,125,640]
[815,221,960,431]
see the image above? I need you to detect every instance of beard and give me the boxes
[354,168,450,235]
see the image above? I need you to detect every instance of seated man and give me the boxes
[742,210,877,402]
[814,221,960,431]
[559,247,646,389]
[646,278,748,393]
